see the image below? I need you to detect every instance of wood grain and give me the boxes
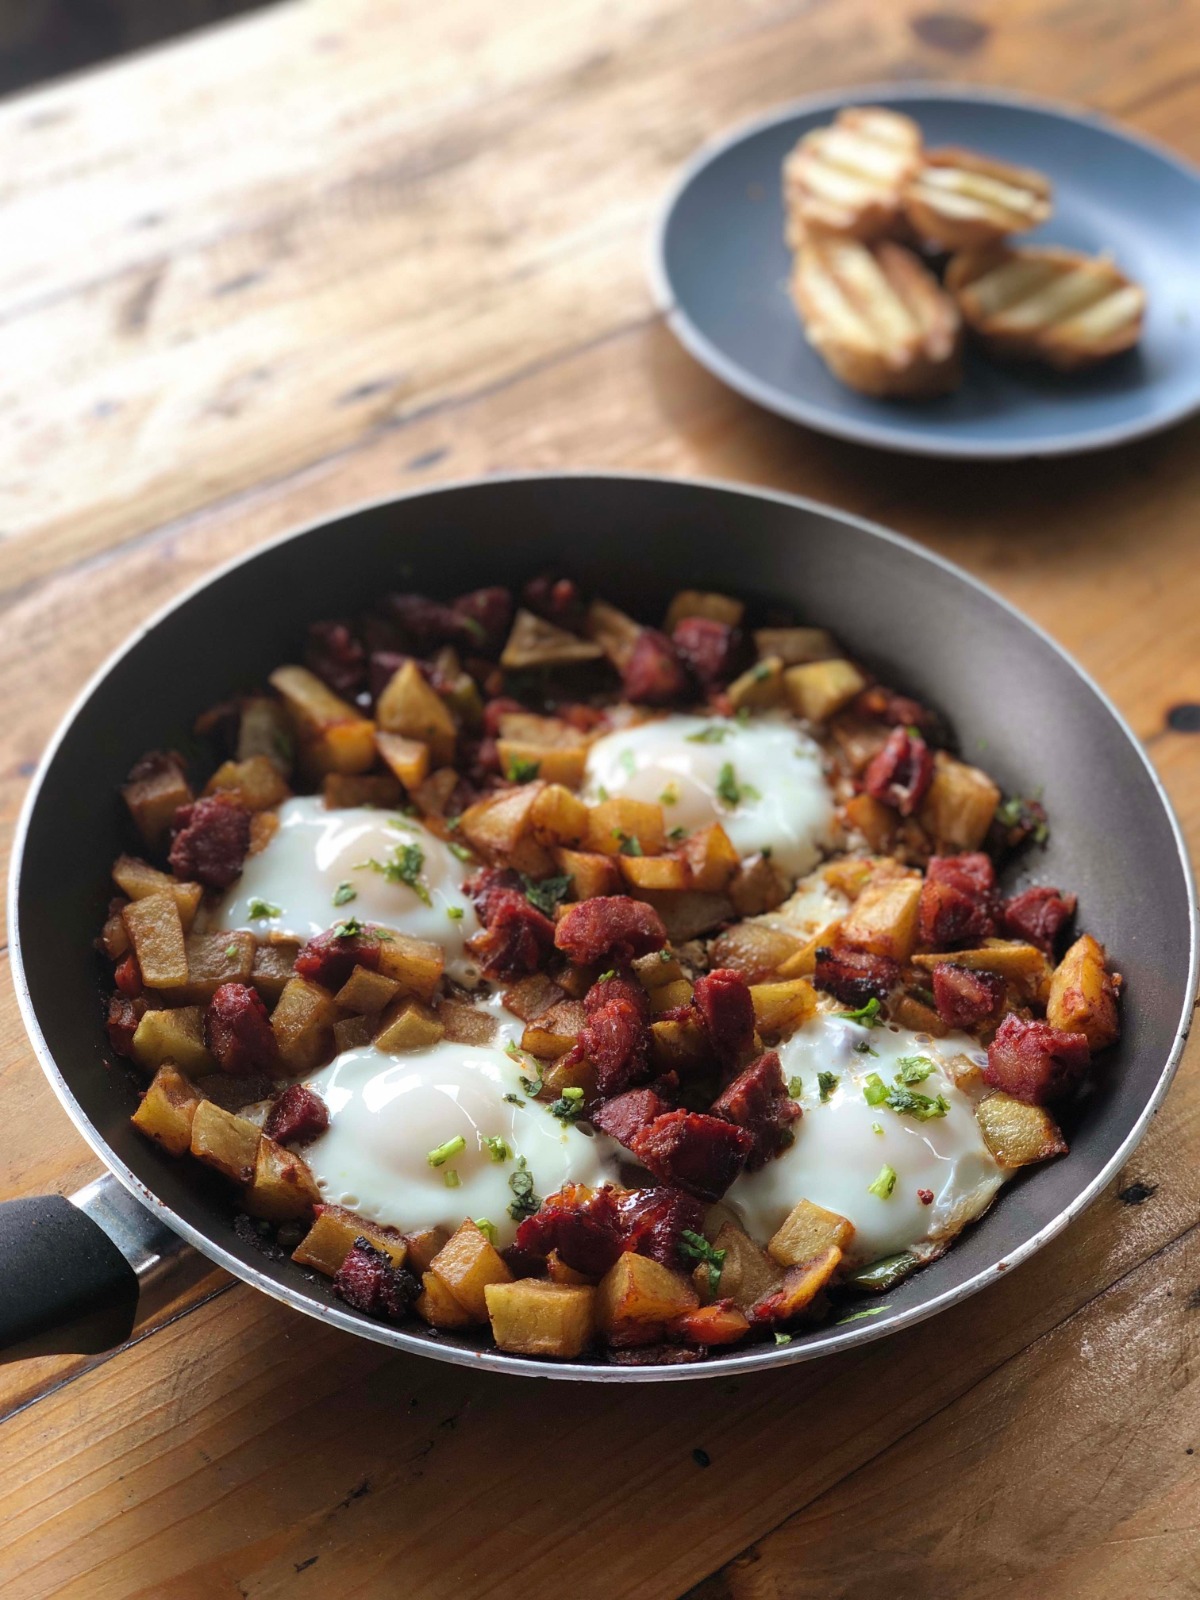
[0,0,1198,1593]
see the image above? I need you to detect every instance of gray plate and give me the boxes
[10,473,1196,1380]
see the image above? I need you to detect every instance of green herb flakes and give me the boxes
[332,882,357,907]
[818,1071,839,1103]
[868,1164,897,1199]
[507,1156,540,1221]
[506,754,541,784]
[247,897,280,919]
[685,725,730,744]
[549,1086,585,1121]
[483,1135,510,1163]
[427,1135,466,1168]
[840,997,882,1027]
[521,873,572,916]
[361,841,431,906]
[895,1055,934,1085]
[679,1229,726,1295]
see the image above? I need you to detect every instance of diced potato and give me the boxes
[843,793,898,852]
[497,739,586,789]
[415,1269,473,1329]
[403,1226,449,1276]
[753,1245,843,1322]
[496,712,578,747]
[322,772,403,810]
[912,940,1051,1003]
[461,783,543,859]
[698,1223,781,1313]
[651,1015,710,1072]
[243,1136,322,1222]
[528,783,589,848]
[428,1220,514,1322]
[619,853,689,892]
[775,920,844,980]
[503,972,565,1022]
[269,665,377,777]
[682,823,740,893]
[131,1006,216,1076]
[584,598,641,670]
[100,905,131,960]
[976,1092,1068,1167]
[375,730,431,791]
[500,608,603,670]
[823,856,875,899]
[436,998,499,1047]
[554,846,621,900]
[648,978,693,1014]
[754,626,838,665]
[541,1050,598,1102]
[919,753,1000,851]
[412,767,461,821]
[710,921,803,982]
[727,656,786,712]
[248,811,279,855]
[176,930,256,1003]
[768,1199,855,1268]
[839,875,922,963]
[271,977,341,1074]
[333,1015,374,1053]
[122,892,189,991]
[131,1063,201,1155]
[663,589,745,632]
[189,1100,261,1184]
[728,855,790,917]
[373,997,445,1052]
[784,659,867,723]
[891,993,948,1037]
[485,1280,596,1358]
[521,999,586,1060]
[112,856,203,930]
[122,756,192,850]
[335,964,403,1015]
[1047,934,1119,1051]
[632,950,685,991]
[585,797,666,858]
[750,979,817,1037]
[373,663,454,769]
[637,890,733,942]
[672,1302,753,1346]
[546,1250,592,1286]
[250,940,298,1004]
[204,755,290,812]
[375,932,445,1002]
[238,695,293,771]
[292,1203,409,1276]
[595,1252,698,1335]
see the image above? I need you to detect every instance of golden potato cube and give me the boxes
[619,853,689,892]
[436,999,498,1046]
[585,797,666,858]
[521,999,586,1060]
[461,783,543,859]
[190,1100,261,1184]
[335,964,403,1015]
[546,1250,592,1286]
[237,695,293,770]
[843,792,899,853]
[775,921,844,980]
[648,978,694,1014]
[596,1251,698,1334]
[428,1220,514,1322]
[891,993,948,1037]
[248,812,279,856]
[632,950,685,991]
[121,757,192,850]
[130,1006,215,1076]
[682,823,740,893]
[651,1015,710,1072]
[333,1015,374,1053]
[496,711,581,747]
[122,891,189,991]
[698,1222,781,1312]
[584,598,641,670]
[500,608,603,670]
[485,1280,596,1358]
[728,855,790,917]
[753,1245,843,1322]
[271,976,340,1074]
[269,665,377,777]
[112,856,203,930]
[497,739,586,789]
[976,1092,1068,1168]
[416,1270,473,1329]
[823,856,875,899]
[375,932,445,1002]
[375,659,456,766]
[839,874,922,963]
[250,940,298,1004]
[403,1226,449,1276]
[177,930,256,1003]
[292,1203,409,1276]
[503,971,566,1022]
[505,835,558,880]
[321,772,402,810]
[375,730,431,791]
[553,846,621,900]
[919,753,1000,851]
[710,920,803,982]
[754,626,838,666]
[100,906,131,960]
[750,978,817,1037]
[1047,934,1119,1051]
[540,1049,598,1103]
[530,784,589,847]
[784,659,867,722]
[727,656,787,712]
[204,755,290,812]
[639,888,735,943]
[131,1063,201,1156]
[663,589,745,632]
[373,997,445,1052]
[768,1199,855,1268]
[244,1136,322,1222]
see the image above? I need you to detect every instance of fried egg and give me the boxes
[583,713,834,878]
[726,1013,1002,1265]
[217,795,480,984]
[302,1040,622,1246]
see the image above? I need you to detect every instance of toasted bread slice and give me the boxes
[791,236,962,398]
[945,244,1145,370]
[904,147,1052,250]
[783,107,922,246]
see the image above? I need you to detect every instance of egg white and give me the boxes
[217,795,480,984]
[583,712,833,878]
[726,1014,1002,1265]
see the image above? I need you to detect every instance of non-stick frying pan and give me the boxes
[4,473,1195,1380]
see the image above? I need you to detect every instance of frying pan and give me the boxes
[4,473,1195,1381]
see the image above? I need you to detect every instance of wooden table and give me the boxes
[2,1,1198,1594]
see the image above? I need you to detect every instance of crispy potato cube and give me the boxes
[112,856,203,930]
[321,772,402,810]
[461,783,543,859]
[122,891,188,991]
[632,950,685,991]
[919,753,1000,851]
[530,784,589,847]
[584,598,641,670]
[375,660,456,766]
[648,978,693,1014]
[553,846,621,900]
[244,1136,322,1222]
[436,998,499,1047]
[839,874,922,962]
[976,1091,1068,1167]
[496,712,578,747]
[374,997,445,1052]
[412,767,461,822]
[100,906,131,960]
[650,1014,710,1072]
[541,1049,598,1103]
[375,730,431,791]
[585,798,666,858]
[754,627,838,666]
[238,695,293,770]
[122,758,192,850]
[638,889,734,942]
[663,589,745,632]
[768,1199,855,1268]
[750,978,817,1037]
[131,1063,201,1156]
[1047,934,1119,1051]
[672,1302,753,1346]
[500,608,603,670]
[727,656,787,712]
[250,940,298,1004]
[190,1100,261,1184]
[403,1226,449,1276]
[699,1223,781,1312]
[710,920,803,982]
[546,1250,592,1286]
[891,993,948,1037]
[775,920,844,980]
[375,932,445,1002]
[619,853,689,892]
[521,999,586,1060]
[485,1280,596,1358]
[292,1203,409,1276]
[335,964,403,1015]
[131,1006,215,1076]
[503,971,566,1022]
[271,977,340,1074]
[753,1245,843,1322]
[728,855,790,917]
[333,1015,374,1053]
[204,755,290,812]
[843,793,899,853]
[269,665,377,777]
[682,823,740,893]
[177,930,256,1003]
[823,857,875,899]
[784,659,867,723]
[428,1220,514,1322]
[912,940,1051,1004]
[497,739,586,789]
[416,1270,473,1329]
[596,1251,698,1335]
[248,812,279,855]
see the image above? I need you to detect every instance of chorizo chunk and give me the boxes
[305,620,366,697]
[693,968,756,1066]
[918,853,998,949]
[671,617,739,689]
[863,727,934,817]
[168,794,251,890]
[931,963,1005,1029]
[630,1110,753,1201]
[711,1050,800,1168]
[592,1088,672,1150]
[294,923,386,991]
[984,1014,1090,1104]
[622,629,689,705]
[333,1238,420,1323]
[1001,885,1077,956]
[813,946,899,1008]
[206,982,278,1074]
[554,896,667,965]
[576,996,651,1097]
[263,1084,330,1144]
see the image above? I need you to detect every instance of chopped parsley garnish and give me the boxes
[247,897,280,919]
[619,749,637,776]
[679,1229,726,1294]
[835,1305,891,1325]
[818,1071,839,1103]
[685,725,730,744]
[549,1086,585,1121]
[996,794,1049,845]
[506,753,541,784]
[444,1168,461,1189]
[448,841,475,863]
[446,814,462,831]
[752,662,774,682]
[224,943,239,960]
[597,969,616,983]
[886,1087,950,1121]
[774,1331,792,1346]
[862,1073,889,1107]
[474,1217,498,1244]
[519,1073,544,1097]
[895,1055,934,1085]
[613,829,643,856]
[660,785,679,806]
[840,997,882,1027]
[504,1040,523,1061]
[853,1040,877,1056]
[868,1164,897,1199]
[872,1122,884,1136]
[787,1075,804,1099]
[332,881,357,907]
[361,841,432,906]
[483,1135,510,1163]
[427,1135,466,1168]
[667,825,688,843]
[521,873,572,916]
[507,1156,540,1221]
[716,761,760,807]
[447,905,464,921]
[502,1092,522,1106]
[596,784,609,801]
[330,916,390,941]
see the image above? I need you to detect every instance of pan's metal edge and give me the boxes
[8,469,1197,1382]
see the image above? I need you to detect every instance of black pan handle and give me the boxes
[0,1176,187,1363]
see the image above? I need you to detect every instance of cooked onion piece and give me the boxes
[904,146,1052,250]
[782,106,922,246]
